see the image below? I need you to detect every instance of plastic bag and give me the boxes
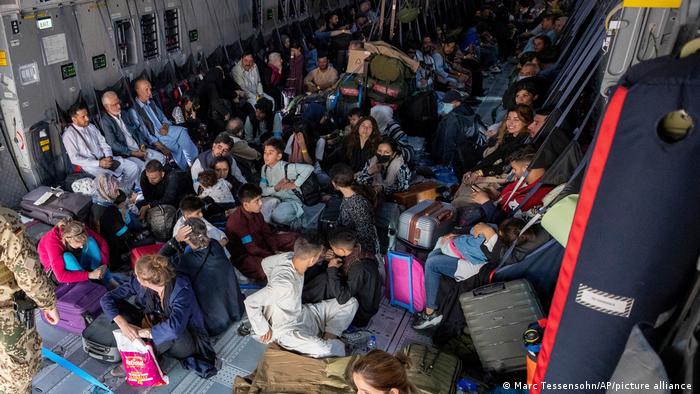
[113,329,169,387]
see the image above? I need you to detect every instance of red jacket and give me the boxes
[497,177,553,213]
[37,226,109,283]
[225,207,280,258]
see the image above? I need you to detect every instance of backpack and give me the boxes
[147,204,177,242]
[369,55,409,83]
[270,163,322,206]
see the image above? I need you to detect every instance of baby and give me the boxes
[197,169,235,204]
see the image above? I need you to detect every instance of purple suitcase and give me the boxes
[42,281,106,333]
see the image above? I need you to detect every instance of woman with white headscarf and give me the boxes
[262,52,285,110]
[370,105,414,166]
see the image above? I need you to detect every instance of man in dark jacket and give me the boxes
[138,160,194,218]
[160,218,244,336]
[431,91,483,176]
[100,91,168,175]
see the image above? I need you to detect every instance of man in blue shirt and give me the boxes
[131,79,199,170]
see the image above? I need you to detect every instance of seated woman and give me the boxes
[261,52,285,111]
[90,174,145,270]
[329,164,379,255]
[356,137,411,197]
[369,105,414,165]
[352,350,419,394]
[473,104,533,177]
[325,228,382,327]
[412,217,543,330]
[101,254,217,378]
[329,116,381,173]
[160,218,244,336]
[38,219,115,287]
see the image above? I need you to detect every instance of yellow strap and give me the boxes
[623,0,682,8]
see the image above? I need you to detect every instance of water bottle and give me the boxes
[456,378,479,394]
[387,228,397,251]
[366,335,377,352]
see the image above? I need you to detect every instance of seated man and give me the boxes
[160,218,244,336]
[431,91,482,174]
[99,91,167,175]
[131,78,199,170]
[173,196,229,250]
[138,160,195,219]
[225,184,297,281]
[244,236,358,358]
[414,36,438,90]
[259,138,314,226]
[304,54,339,93]
[232,53,275,109]
[224,118,261,163]
[62,103,139,192]
[303,228,381,327]
[190,133,247,191]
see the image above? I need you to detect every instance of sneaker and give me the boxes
[110,364,125,377]
[412,311,443,330]
[341,330,372,346]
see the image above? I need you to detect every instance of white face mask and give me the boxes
[439,103,454,115]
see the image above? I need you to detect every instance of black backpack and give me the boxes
[285,163,322,206]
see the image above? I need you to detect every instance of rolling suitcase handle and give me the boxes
[473,282,506,296]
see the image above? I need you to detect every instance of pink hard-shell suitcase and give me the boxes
[385,250,426,314]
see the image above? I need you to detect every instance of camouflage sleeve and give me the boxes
[0,214,56,310]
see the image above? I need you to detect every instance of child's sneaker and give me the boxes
[412,311,443,330]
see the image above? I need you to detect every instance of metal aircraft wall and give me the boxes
[0,0,345,207]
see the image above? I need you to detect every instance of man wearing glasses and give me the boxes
[100,91,168,176]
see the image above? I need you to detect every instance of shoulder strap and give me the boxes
[42,347,114,394]
[69,125,101,159]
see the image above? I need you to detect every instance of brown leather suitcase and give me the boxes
[392,181,440,208]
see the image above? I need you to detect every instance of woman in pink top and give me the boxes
[38,219,115,287]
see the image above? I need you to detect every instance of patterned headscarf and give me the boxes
[94,174,121,203]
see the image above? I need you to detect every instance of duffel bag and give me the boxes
[369,54,410,83]
[367,78,409,103]
[404,343,461,394]
[21,186,92,225]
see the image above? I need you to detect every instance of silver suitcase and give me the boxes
[459,279,544,373]
[397,200,455,249]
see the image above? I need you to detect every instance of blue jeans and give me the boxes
[63,237,113,285]
[424,249,459,310]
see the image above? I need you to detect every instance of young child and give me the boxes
[197,169,236,205]
[259,138,314,226]
[172,196,229,255]
[412,218,537,330]
[225,183,297,281]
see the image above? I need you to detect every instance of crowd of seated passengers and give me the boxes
[32,0,577,382]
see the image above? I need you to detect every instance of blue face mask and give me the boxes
[439,103,454,115]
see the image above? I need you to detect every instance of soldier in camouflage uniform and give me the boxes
[0,207,59,394]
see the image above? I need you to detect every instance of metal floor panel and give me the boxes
[32,296,430,393]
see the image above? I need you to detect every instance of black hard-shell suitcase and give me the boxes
[459,279,544,373]
[81,314,121,363]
